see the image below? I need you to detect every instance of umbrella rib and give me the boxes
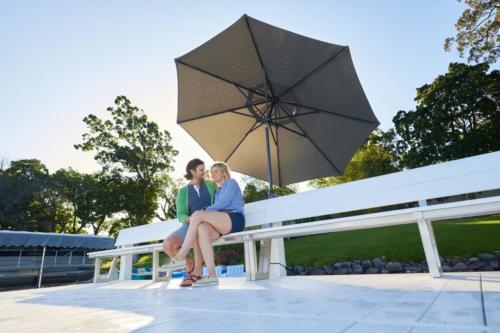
[274,110,319,120]
[277,46,347,99]
[281,100,378,125]
[279,102,343,174]
[224,121,264,163]
[178,101,267,124]
[233,84,266,118]
[231,110,261,119]
[243,15,276,98]
[176,59,266,98]
[270,121,306,137]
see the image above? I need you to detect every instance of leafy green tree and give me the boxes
[0,159,69,232]
[309,134,400,188]
[393,62,499,168]
[156,175,183,221]
[75,96,178,227]
[242,176,296,203]
[54,169,123,235]
[445,0,500,64]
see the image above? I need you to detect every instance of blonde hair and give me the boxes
[211,162,231,181]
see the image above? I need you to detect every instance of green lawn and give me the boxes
[284,214,500,267]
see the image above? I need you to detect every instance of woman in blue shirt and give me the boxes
[174,162,245,286]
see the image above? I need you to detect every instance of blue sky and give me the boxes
[0,1,470,183]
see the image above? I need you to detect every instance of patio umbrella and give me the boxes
[175,14,379,193]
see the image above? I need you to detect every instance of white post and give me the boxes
[415,211,441,278]
[418,200,442,271]
[38,246,46,289]
[258,240,271,276]
[93,258,102,283]
[106,257,118,281]
[119,245,133,280]
[269,222,287,278]
[244,240,257,281]
[152,251,159,282]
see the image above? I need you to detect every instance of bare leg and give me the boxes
[174,211,231,261]
[191,234,204,276]
[162,234,193,272]
[197,222,222,277]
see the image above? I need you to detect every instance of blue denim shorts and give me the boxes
[227,212,245,234]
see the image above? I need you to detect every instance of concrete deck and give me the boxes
[1,272,500,332]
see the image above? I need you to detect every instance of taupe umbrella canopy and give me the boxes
[175,14,379,187]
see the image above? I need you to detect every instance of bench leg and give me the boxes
[270,235,287,278]
[258,240,271,278]
[152,251,159,283]
[106,257,118,281]
[417,215,442,278]
[119,254,133,280]
[93,258,101,283]
[244,240,257,281]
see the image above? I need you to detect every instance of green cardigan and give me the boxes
[176,180,216,224]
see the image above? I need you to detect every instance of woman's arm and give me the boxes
[205,179,240,211]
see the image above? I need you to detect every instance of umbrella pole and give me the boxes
[265,121,274,198]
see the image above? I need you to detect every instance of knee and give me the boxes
[162,240,177,256]
[191,210,203,223]
[198,222,209,233]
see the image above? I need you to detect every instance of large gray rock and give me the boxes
[323,265,335,275]
[361,260,372,269]
[468,257,480,264]
[310,269,325,275]
[452,262,468,271]
[333,268,350,275]
[489,260,499,270]
[442,265,452,272]
[294,265,305,274]
[372,258,385,268]
[341,261,352,269]
[352,264,364,274]
[386,262,403,273]
[478,253,497,262]
[365,267,380,274]
[333,262,343,270]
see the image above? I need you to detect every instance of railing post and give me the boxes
[93,258,102,283]
[415,208,442,278]
[244,240,257,281]
[119,245,133,280]
[270,222,287,278]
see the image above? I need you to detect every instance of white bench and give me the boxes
[88,151,500,282]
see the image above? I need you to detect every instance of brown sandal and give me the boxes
[180,272,202,287]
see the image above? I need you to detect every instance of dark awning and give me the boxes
[0,231,115,250]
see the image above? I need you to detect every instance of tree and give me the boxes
[75,96,178,226]
[156,175,183,221]
[445,0,500,64]
[309,132,400,188]
[54,169,123,235]
[242,176,296,203]
[393,62,499,168]
[0,159,69,232]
